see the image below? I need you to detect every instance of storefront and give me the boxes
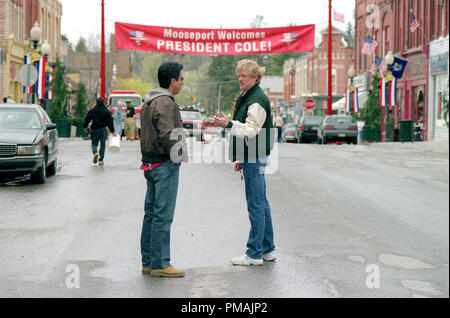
[428,36,449,142]
[397,50,429,141]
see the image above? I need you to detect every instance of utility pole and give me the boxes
[327,0,333,116]
[101,0,105,98]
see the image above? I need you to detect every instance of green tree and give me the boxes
[344,22,354,48]
[357,73,382,127]
[48,58,69,120]
[118,77,155,98]
[75,36,87,53]
[73,82,89,124]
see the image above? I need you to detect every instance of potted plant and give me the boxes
[72,82,90,137]
[354,73,382,142]
[48,58,71,137]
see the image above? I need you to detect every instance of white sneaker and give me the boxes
[231,254,263,266]
[263,251,277,262]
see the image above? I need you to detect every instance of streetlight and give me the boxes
[348,64,356,84]
[30,22,41,49]
[384,51,395,142]
[41,40,52,57]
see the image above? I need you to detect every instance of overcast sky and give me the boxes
[60,0,355,45]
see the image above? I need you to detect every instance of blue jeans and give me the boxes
[91,128,106,161]
[241,158,275,259]
[140,161,180,269]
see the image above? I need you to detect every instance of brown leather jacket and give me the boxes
[140,88,187,163]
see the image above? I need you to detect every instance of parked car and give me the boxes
[317,115,358,145]
[282,123,300,143]
[0,104,58,184]
[299,116,324,143]
[180,110,205,141]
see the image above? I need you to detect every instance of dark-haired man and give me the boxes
[140,62,187,278]
[83,97,117,166]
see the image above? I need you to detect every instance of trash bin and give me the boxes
[399,120,414,142]
[54,119,71,138]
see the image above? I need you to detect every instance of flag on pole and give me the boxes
[380,77,397,106]
[388,78,397,106]
[334,10,345,23]
[371,56,381,75]
[345,88,359,113]
[46,65,55,100]
[371,56,383,75]
[391,56,408,79]
[23,55,33,94]
[410,12,420,33]
[379,58,387,75]
[361,36,379,55]
[36,56,46,100]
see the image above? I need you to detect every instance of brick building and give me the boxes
[354,0,449,141]
[284,26,354,117]
[0,0,62,102]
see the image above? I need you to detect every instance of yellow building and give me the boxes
[0,0,62,102]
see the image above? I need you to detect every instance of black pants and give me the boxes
[91,128,107,161]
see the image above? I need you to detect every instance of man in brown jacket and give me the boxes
[139,62,187,278]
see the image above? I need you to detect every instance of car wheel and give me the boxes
[31,158,47,184]
[352,138,358,145]
[47,158,57,176]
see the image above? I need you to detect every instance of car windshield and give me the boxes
[109,97,141,107]
[181,112,202,120]
[0,108,42,129]
[326,116,355,124]
[303,117,323,125]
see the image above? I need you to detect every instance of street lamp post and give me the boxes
[27,22,42,104]
[384,51,395,142]
[348,65,356,86]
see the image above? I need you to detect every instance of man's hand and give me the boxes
[113,132,118,137]
[213,112,229,128]
[234,161,242,171]
[84,128,88,133]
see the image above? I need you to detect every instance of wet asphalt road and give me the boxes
[0,136,448,298]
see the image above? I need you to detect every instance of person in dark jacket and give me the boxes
[139,62,187,278]
[214,59,276,266]
[84,97,117,165]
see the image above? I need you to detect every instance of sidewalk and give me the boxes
[365,141,449,153]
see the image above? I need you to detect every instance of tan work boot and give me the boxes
[151,266,185,278]
[142,266,152,275]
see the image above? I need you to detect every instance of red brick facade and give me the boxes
[355,0,449,141]
[307,27,354,97]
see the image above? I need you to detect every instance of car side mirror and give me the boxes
[46,123,57,130]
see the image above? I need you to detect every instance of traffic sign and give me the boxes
[304,99,315,110]
[18,64,38,87]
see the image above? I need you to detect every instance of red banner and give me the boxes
[115,22,315,55]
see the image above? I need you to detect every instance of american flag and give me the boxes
[334,10,345,23]
[371,56,383,75]
[410,13,420,33]
[361,36,379,55]
[379,59,387,75]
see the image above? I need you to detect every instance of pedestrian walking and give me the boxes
[124,99,137,140]
[214,59,276,266]
[275,112,284,143]
[114,101,124,138]
[140,62,187,278]
[83,97,117,166]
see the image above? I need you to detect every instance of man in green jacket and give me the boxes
[214,59,276,266]
[139,62,187,278]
